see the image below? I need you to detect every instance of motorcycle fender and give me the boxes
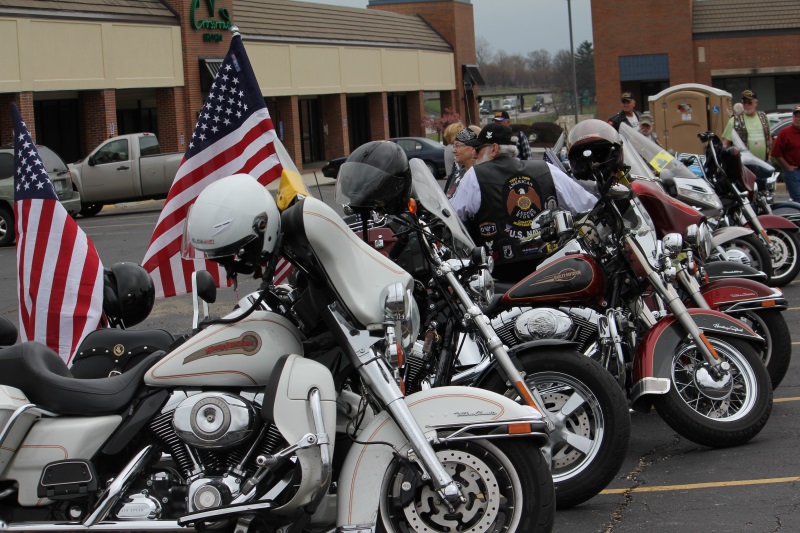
[4,415,121,506]
[631,309,761,412]
[748,214,799,231]
[265,354,337,514]
[336,386,546,530]
[711,226,753,247]
[469,339,581,388]
[697,278,787,312]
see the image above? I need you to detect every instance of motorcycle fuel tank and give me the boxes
[501,255,605,307]
[144,311,304,388]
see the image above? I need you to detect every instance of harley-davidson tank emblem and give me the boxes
[532,267,581,285]
[183,331,262,364]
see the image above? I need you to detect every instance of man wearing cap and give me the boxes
[722,90,772,188]
[638,113,661,146]
[607,92,640,131]
[450,122,597,281]
[770,106,800,202]
[493,110,533,160]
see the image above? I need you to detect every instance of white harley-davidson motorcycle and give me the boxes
[0,172,554,532]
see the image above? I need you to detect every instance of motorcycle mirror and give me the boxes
[607,183,632,200]
[662,233,684,256]
[196,270,217,304]
[660,168,675,186]
[471,246,487,267]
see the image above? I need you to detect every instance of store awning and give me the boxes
[199,58,224,93]
[462,64,485,88]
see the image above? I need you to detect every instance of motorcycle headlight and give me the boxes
[468,269,495,308]
[380,282,420,353]
[676,185,723,210]
[690,222,714,260]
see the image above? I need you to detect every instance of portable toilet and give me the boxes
[648,84,732,154]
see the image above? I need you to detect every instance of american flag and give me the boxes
[142,33,292,298]
[11,103,104,364]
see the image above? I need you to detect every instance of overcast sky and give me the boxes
[296,0,593,56]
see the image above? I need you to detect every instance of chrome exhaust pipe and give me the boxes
[0,521,186,531]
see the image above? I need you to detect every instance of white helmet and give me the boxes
[182,174,281,277]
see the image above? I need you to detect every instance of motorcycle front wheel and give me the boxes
[653,335,773,448]
[765,228,800,286]
[378,438,555,533]
[731,309,792,388]
[480,349,631,509]
[721,234,774,285]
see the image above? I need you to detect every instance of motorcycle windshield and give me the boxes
[622,195,660,270]
[619,123,700,182]
[409,158,475,259]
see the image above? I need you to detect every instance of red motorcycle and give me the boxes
[488,179,772,448]
[632,178,792,387]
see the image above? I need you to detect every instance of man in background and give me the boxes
[770,106,800,202]
[723,89,772,189]
[638,113,661,146]
[608,92,640,131]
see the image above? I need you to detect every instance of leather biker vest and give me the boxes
[471,155,558,265]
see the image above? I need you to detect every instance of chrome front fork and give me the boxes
[625,236,722,369]
[440,266,555,432]
[327,306,465,507]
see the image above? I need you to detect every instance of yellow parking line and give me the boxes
[600,476,800,495]
[788,307,800,311]
[775,397,800,403]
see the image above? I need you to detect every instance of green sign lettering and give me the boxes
[190,0,231,32]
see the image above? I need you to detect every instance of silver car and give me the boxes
[0,144,81,247]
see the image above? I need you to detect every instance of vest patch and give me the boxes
[479,222,497,237]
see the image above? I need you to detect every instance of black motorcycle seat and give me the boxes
[0,342,163,416]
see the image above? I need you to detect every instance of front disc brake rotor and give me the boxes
[401,449,500,532]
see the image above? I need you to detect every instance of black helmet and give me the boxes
[335,141,412,215]
[103,262,155,328]
[567,119,624,189]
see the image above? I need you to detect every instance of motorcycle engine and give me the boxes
[172,392,257,449]
[491,307,574,345]
[137,390,286,519]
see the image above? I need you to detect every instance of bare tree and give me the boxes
[475,36,493,69]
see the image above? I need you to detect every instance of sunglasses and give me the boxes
[453,142,471,149]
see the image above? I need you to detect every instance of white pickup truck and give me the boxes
[69,133,182,217]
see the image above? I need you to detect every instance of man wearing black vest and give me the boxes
[450,122,597,282]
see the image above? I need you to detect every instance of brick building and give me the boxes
[0,0,480,172]
[592,0,800,121]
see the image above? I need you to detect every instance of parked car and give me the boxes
[0,144,81,247]
[69,133,182,217]
[322,137,447,179]
[771,118,793,140]
[767,111,794,130]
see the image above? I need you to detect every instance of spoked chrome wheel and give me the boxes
[654,335,773,447]
[671,338,757,421]
[765,228,800,286]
